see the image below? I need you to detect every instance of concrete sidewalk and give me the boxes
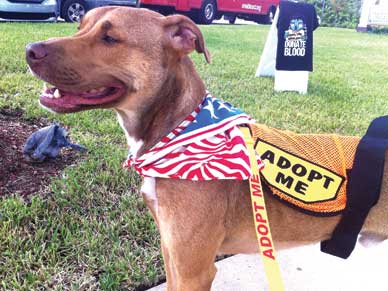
[148,241,388,291]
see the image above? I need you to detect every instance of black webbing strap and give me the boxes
[321,115,388,259]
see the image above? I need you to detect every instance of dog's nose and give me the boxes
[26,42,48,62]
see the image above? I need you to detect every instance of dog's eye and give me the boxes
[102,34,119,45]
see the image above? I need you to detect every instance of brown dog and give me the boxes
[26,6,388,290]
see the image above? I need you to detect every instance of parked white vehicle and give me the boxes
[59,0,138,22]
[368,0,388,26]
[0,0,139,22]
[358,0,388,31]
[0,0,58,21]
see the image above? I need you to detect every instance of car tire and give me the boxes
[62,0,87,23]
[197,0,217,25]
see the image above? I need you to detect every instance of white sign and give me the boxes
[242,4,261,12]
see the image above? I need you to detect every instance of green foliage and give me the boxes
[304,0,361,28]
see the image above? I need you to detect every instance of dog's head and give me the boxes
[26,6,210,113]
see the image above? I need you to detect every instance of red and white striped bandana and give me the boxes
[123,93,264,180]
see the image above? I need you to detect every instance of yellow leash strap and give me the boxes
[240,126,285,291]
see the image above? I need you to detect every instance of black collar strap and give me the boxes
[321,115,388,258]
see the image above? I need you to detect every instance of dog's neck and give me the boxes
[116,57,206,157]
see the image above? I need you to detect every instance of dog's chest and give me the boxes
[141,177,158,216]
[116,111,144,157]
[141,177,157,201]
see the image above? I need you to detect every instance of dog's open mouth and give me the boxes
[39,83,127,113]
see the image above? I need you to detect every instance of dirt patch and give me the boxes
[0,108,84,196]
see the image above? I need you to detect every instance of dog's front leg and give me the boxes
[158,213,220,291]
[155,179,228,291]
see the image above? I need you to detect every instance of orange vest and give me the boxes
[251,124,360,215]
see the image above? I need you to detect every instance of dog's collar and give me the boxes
[123,93,264,180]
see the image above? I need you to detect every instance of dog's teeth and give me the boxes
[86,87,107,94]
[53,89,61,98]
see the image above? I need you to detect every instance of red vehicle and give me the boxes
[140,0,279,24]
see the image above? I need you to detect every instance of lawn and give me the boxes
[1,21,388,290]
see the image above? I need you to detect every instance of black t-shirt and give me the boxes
[276,1,319,71]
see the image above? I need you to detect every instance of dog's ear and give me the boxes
[163,14,211,64]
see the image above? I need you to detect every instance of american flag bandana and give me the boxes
[123,93,264,180]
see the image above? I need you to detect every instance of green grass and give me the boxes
[1,22,388,290]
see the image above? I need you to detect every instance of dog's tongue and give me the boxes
[39,85,125,112]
